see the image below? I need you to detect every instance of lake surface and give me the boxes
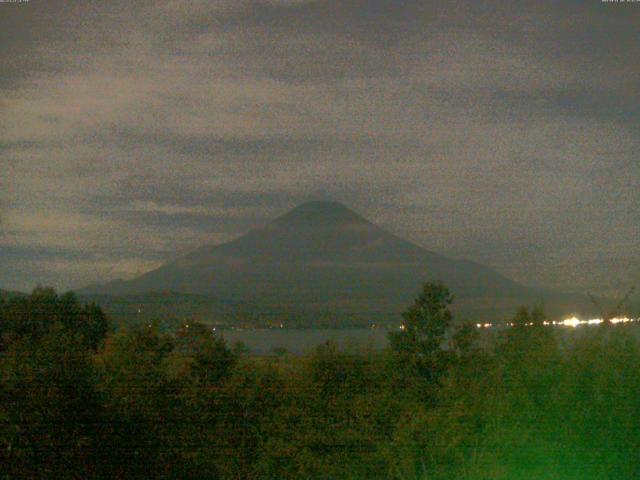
[218,328,391,355]
[217,322,640,355]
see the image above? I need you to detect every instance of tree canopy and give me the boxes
[2,284,639,479]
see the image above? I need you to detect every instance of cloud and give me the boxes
[1,0,638,293]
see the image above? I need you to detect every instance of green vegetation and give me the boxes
[1,284,639,479]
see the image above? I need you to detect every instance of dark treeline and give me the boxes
[1,285,639,479]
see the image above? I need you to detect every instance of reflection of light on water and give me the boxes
[467,316,639,329]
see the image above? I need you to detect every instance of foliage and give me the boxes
[388,282,454,384]
[0,326,101,478]
[0,286,110,351]
[1,285,640,479]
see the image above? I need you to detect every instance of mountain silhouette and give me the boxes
[81,201,589,321]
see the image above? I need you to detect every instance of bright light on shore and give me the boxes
[559,317,581,328]
[554,316,636,327]
[471,316,639,329]
[611,317,633,324]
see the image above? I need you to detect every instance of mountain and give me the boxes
[81,201,594,322]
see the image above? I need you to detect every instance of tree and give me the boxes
[93,327,180,478]
[232,341,250,356]
[191,335,237,385]
[0,326,101,478]
[0,288,110,351]
[79,302,111,351]
[388,282,454,382]
[308,340,369,397]
[450,321,480,362]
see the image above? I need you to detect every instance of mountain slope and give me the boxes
[81,201,591,321]
[77,291,279,329]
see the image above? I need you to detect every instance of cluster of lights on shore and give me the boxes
[471,316,639,329]
[397,317,639,331]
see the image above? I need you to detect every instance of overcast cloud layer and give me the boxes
[1,0,639,295]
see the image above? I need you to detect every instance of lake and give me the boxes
[217,322,640,355]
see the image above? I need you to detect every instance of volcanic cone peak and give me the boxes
[272,201,370,228]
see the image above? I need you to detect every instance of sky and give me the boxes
[1,0,639,295]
